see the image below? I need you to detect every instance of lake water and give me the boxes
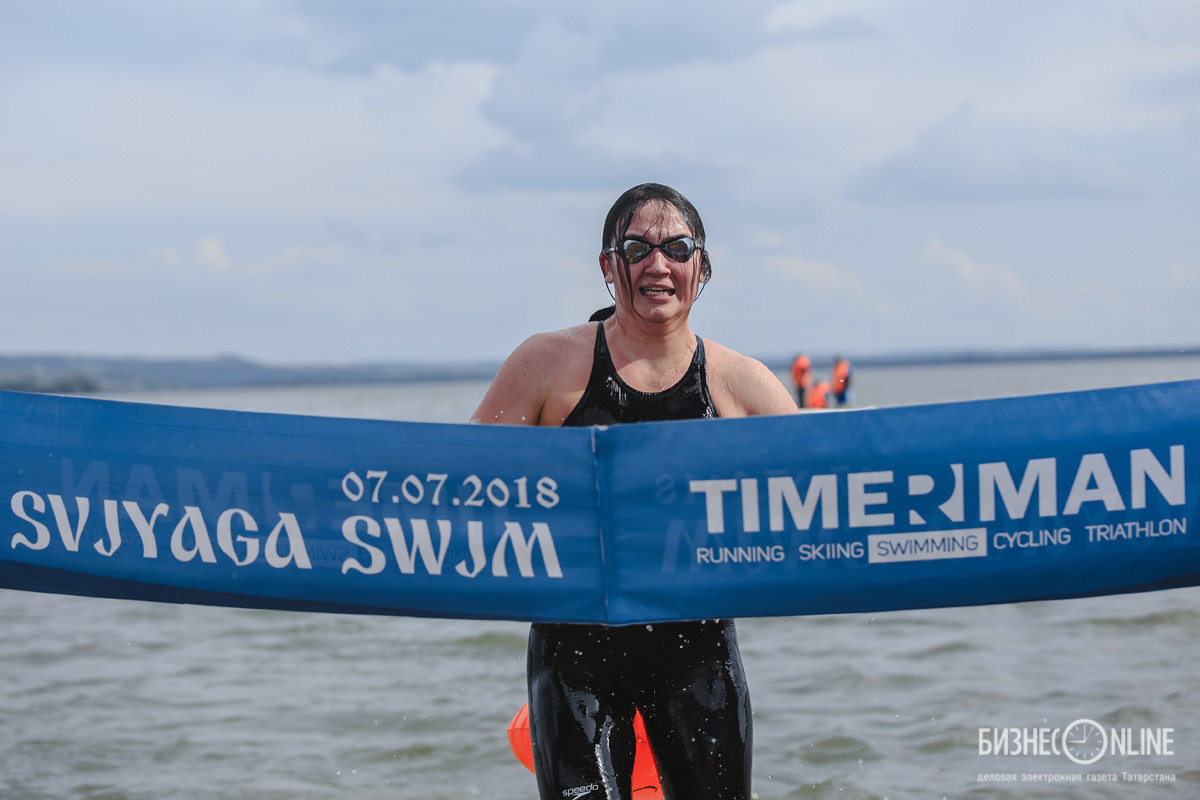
[3,353,1199,799]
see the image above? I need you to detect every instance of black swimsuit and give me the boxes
[528,323,752,800]
[561,321,718,426]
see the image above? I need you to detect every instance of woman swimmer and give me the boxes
[472,183,798,799]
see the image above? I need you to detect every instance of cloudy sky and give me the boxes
[2,0,1198,366]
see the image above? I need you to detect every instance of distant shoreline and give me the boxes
[797,345,1200,370]
[0,345,1196,393]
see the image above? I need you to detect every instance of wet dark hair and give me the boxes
[588,305,616,322]
[601,183,712,284]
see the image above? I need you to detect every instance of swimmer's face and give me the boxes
[601,200,705,323]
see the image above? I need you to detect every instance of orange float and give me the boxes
[507,704,663,799]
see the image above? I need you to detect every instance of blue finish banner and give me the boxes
[2,381,1197,623]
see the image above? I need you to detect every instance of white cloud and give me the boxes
[0,59,506,218]
[849,104,1145,204]
[194,237,233,273]
[919,235,1031,310]
[764,0,908,35]
[1117,0,1200,46]
[578,0,1200,206]
[1164,259,1199,285]
[767,253,865,297]
[55,237,233,277]
[1,1,1197,363]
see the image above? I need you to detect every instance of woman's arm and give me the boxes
[471,325,594,426]
[471,337,552,426]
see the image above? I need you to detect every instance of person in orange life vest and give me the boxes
[790,353,812,407]
[832,356,854,406]
[808,379,830,408]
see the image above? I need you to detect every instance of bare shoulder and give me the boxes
[508,323,595,368]
[703,338,799,418]
[471,323,596,425]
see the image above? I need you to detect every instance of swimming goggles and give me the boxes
[606,236,699,264]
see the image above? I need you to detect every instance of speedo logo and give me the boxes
[563,783,600,797]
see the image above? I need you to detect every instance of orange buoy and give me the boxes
[507,703,663,798]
